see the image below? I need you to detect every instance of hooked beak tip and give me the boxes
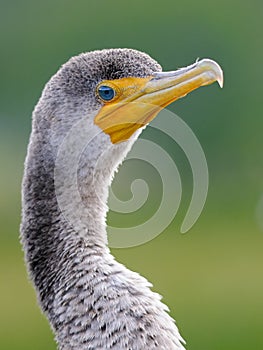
[197,58,224,88]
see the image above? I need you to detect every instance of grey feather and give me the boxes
[21,48,186,350]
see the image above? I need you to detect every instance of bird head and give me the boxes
[38,48,222,173]
[46,49,222,130]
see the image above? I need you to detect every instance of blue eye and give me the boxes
[98,85,115,101]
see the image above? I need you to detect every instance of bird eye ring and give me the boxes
[97,85,116,102]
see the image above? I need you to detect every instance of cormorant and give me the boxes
[21,48,223,350]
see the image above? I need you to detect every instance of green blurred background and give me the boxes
[0,0,262,349]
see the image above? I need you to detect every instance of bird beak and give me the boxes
[94,59,223,144]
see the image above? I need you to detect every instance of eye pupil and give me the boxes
[98,85,115,101]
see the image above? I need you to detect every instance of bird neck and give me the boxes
[21,117,145,350]
[21,118,134,313]
[21,107,184,350]
[22,120,133,249]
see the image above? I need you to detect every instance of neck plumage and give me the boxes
[21,117,130,342]
[21,116,185,350]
